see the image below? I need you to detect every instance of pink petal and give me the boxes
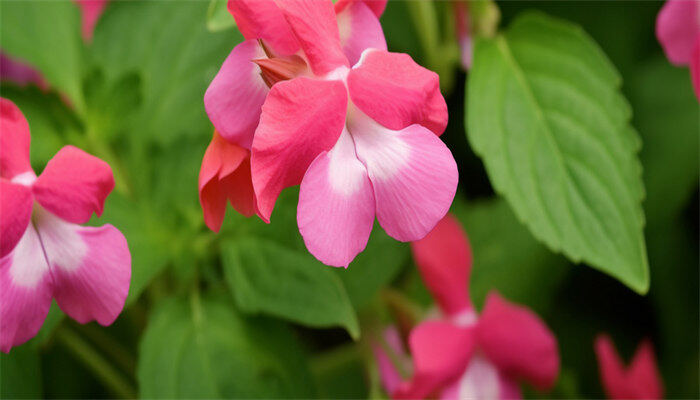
[335,0,387,17]
[691,39,700,100]
[453,1,473,70]
[32,146,114,224]
[227,0,300,55]
[594,334,664,399]
[0,226,53,353]
[476,292,559,391]
[35,210,130,326]
[0,53,48,90]
[410,214,472,317]
[251,77,347,222]
[656,0,700,65]
[372,326,409,395]
[0,180,33,258]
[336,0,387,66]
[348,50,448,135]
[627,340,664,399]
[394,321,475,399]
[275,0,349,75]
[440,355,522,400]
[204,40,269,149]
[0,98,33,180]
[199,132,257,232]
[74,0,108,41]
[349,114,458,242]
[594,334,633,399]
[298,128,375,267]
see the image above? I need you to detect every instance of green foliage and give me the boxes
[138,295,314,398]
[451,198,570,313]
[0,0,86,112]
[467,12,648,293]
[221,238,360,339]
[207,0,236,32]
[0,344,42,399]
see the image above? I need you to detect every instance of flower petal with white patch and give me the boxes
[298,128,375,267]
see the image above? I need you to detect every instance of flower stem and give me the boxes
[55,326,136,399]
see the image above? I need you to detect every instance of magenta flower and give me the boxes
[199,0,389,232]
[453,1,473,70]
[202,0,457,267]
[0,53,48,90]
[656,0,700,99]
[594,334,664,399]
[74,0,109,41]
[0,98,131,353]
[376,214,559,399]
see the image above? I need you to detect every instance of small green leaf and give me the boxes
[138,295,315,398]
[207,0,236,32]
[1,0,85,112]
[221,238,360,339]
[467,12,648,293]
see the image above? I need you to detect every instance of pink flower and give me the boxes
[377,214,559,399]
[202,0,457,268]
[74,0,109,41]
[0,98,131,353]
[594,334,664,399]
[199,0,389,231]
[0,53,48,90]
[453,1,473,70]
[656,0,700,99]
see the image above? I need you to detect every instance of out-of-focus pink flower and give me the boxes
[656,0,700,99]
[0,53,48,90]
[375,214,559,399]
[0,98,131,353]
[453,1,472,70]
[373,326,412,395]
[594,334,664,399]
[202,0,456,268]
[74,0,109,41]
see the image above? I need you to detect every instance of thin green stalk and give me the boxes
[55,326,137,399]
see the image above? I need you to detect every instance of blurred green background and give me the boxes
[0,1,697,398]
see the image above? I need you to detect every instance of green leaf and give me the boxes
[221,237,360,339]
[207,0,236,32]
[0,0,85,112]
[90,0,243,145]
[466,12,648,293]
[223,188,409,310]
[0,344,42,399]
[138,295,314,398]
[451,197,570,313]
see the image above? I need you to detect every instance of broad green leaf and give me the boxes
[467,12,648,292]
[0,344,42,399]
[451,198,570,313]
[1,0,85,112]
[221,238,360,339]
[138,295,314,398]
[207,0,236,32]
[90,0,242,145]
[222,188,409,309]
